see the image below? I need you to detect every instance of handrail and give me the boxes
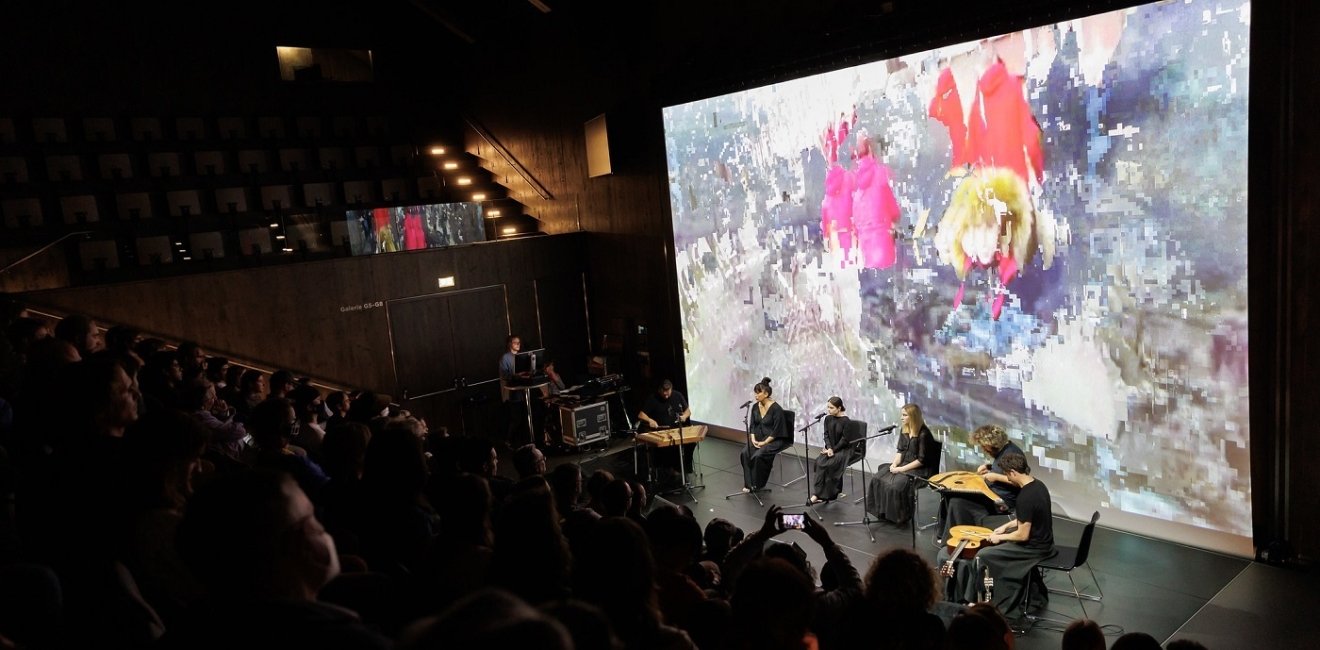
[463,115,554,200]
[23,304,355,396]
[0,231,93,276]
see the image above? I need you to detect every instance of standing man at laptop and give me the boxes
[499,335,530,392]
[499,335,533,446]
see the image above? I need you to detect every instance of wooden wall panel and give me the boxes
[531,272,591,383]
[387,291,462,398]
[444,287,513,389]
[25,234,590,406]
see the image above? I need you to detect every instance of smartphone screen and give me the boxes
[780,513,805,529]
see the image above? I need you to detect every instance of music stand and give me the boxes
[725,402,768,506]
[833,427,896,542]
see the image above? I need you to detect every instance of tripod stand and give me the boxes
[833,427,896,542]
[659,412,705,503]
[725,401,768,506]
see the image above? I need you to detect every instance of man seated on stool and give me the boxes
[637,379,694,483]
[937,450,1055,619]
[936,424,1025,543]
[638,379,690,431]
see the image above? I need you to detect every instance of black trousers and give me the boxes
[740,438,790,489]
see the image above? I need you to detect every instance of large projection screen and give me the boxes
[663,1,1251,555]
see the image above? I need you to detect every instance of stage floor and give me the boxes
[534,436,1314,649]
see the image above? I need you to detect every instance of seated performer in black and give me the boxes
[637,379,695,476]
[808,396,851,504]
[739,377,789,492]
[937,450,1054,618]
[865,403,936,524]
[936,424,1024,543]
[637,379,690,430]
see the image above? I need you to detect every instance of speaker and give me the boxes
[585,114,611,178]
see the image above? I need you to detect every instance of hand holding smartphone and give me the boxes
[779,512,806,530]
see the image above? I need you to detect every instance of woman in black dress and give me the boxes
[865,403,936,524]
[808,396,851,504]
[739,377,789,491]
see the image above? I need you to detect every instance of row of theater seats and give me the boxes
[2,145,423,184]
[75,223,348,271]
[2,176,457,228]
[0,115,396,146]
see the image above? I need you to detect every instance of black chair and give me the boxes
[725,409,795,506]
[769,410,800,487]
[915,432,945,532]
[1036,511,1103,618]
[840,419,868,497]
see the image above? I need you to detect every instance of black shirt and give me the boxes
[989,441,1026,507]
[641,390,689,428]
[1013,478,1054,550]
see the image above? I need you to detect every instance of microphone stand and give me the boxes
[796,416,825,520]
[725,401,765,506]
[661,406,703,503]
[905,473,945,550]
[833,428,896,543]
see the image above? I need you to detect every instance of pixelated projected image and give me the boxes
[346,202,486,256]
[663,0,1251,553]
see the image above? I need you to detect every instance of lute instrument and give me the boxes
[939,525,994,577]
[929,471,1009,512]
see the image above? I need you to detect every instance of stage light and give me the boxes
[472,193,486,201]
[182,256,192,261]
[269,222,279,228]
[443,161,459,170]
[436,276,456,288]
[487,209,502,217]
[456,177,471,185]
[429,146,446,155]
[275,234,286,240]
[501,227,517,235]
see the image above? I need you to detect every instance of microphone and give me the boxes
[813,412,827,421]
[738,400,754,408]
[876,424,897,432]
